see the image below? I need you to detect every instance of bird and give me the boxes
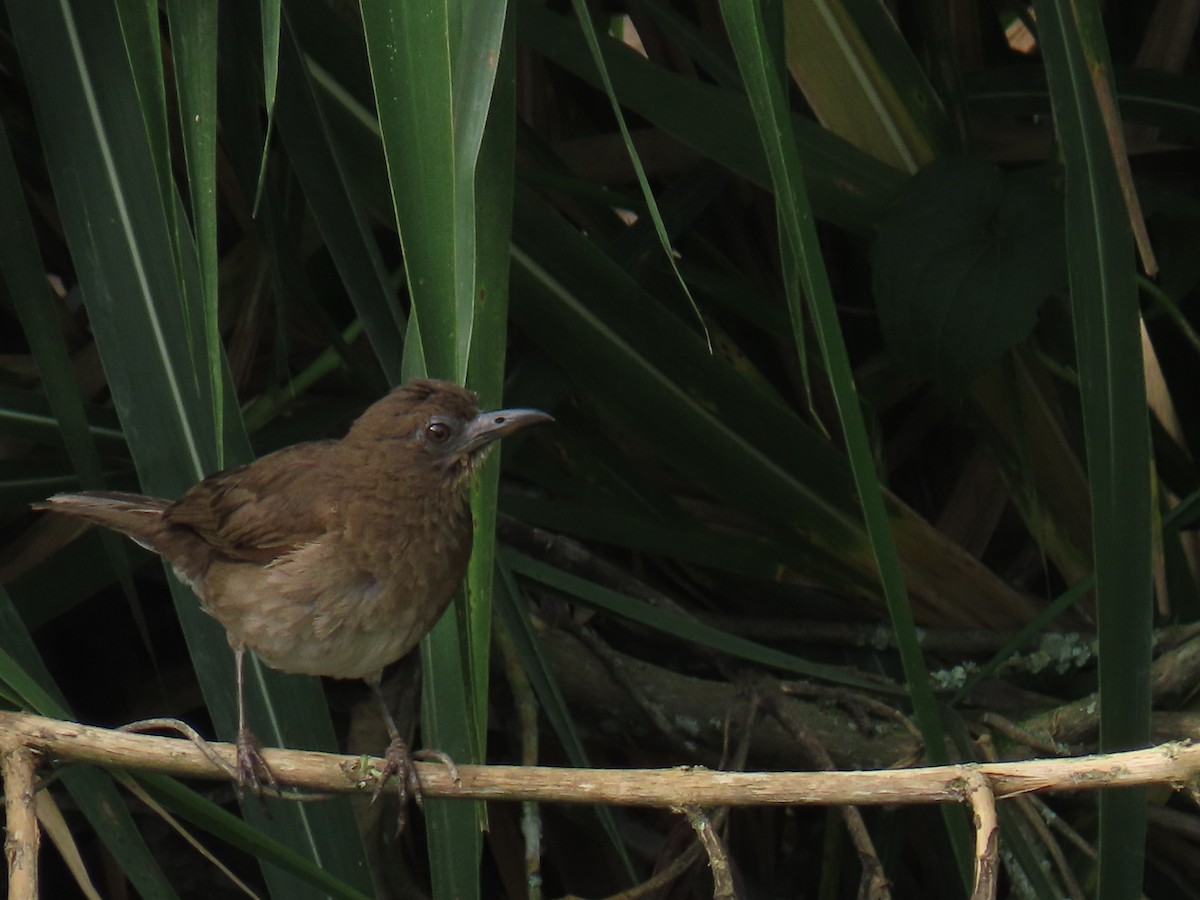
[34,377,552,803]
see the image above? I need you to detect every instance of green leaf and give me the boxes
[566,0,710,346]
[112,0,174,248]
[0,585,180,899]
[510,189,1034,629]
[7,1,372,893]
[359,0,514,893]
[965,66,1200,143]
[360,0,461,381]
[783,0,946,170]
[872,157,1068,391]
[716,0,971,880]
[1033,1,1153,896]
[138,775,372,900]
[504,549,901,693]
[516,0,904,235]
[0,97,112,495]
[274,11,407,382]
[261,0,281,113]
[493,559,638,883]
[164,0,223,466]
[464,9,517,764]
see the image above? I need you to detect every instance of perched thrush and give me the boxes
[35,378,551,800]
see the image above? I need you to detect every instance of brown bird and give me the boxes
[34,378,551,800]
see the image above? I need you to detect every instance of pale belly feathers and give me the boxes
[194,491,472,679]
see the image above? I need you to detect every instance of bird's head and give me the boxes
[346,378,552,487]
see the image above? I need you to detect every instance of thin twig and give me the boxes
[779,680,923,743]
[600,843,703,900]
[116,774,263,899]
[574,623,699,754]
[678,807,736,900]
[976,737,1083,899]
[1017,796,1086,900]
[978,713,1065,757]
[762,687,891,899]
[621,687,759,900]
[495,611,544,900]
[959,770,999,900]
[2,740,40,900]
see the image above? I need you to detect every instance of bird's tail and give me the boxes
[33,492,171,553]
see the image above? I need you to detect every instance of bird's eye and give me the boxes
[425,421,452,444]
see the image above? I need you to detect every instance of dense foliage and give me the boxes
[1,0,1198,897]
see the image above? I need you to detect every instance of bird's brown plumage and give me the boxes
[34,378,551,795]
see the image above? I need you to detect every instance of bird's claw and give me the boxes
[236,727,278,800]
[371,740,458,836]
[413,748,460,786]
[370,737,414,835]
[118,717,242,783]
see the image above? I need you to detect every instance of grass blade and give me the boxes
[359,0,514,892]
[164,0,223,466]
[716,0,972,880]
[7,1,372,892]
[0,586,180,898]
[1033,2,1154,895]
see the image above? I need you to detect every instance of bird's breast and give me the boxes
[203,488,474,679]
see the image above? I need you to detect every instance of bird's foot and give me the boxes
[412,748,460,789]
[371,739,459,835]
[372,737,416,835]
[235,726,278,800]
[118,717,240,782]
[119,717,279,801]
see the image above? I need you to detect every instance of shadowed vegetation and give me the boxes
[1,1,1197,897]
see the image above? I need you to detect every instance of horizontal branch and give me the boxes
[2,711,1198,808]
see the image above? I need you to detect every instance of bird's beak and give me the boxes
[457,408,554,456]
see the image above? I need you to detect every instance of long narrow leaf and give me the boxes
[504,549,904,693]
[1033,2,1154,896]
[7,1,371,893]
[516,1,905,234]
[275,10,407,381]
[0,586,180,898]
[0,115,147,637]
[568,0,709,345]
[359,0,513,892]
[359,0,461,381]
[493,558,638,882]
[464,12,517,759]
[164,0,223,466]
[716,0,972,880]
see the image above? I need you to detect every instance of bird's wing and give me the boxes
[165,442,343,564]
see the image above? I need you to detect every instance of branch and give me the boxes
[2,711,1198,806]
[960,770,999,900]
[2,738,40,900]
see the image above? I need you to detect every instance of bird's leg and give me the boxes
[234,644,277,798]
[365,672,418,821]
[364,671,464,838]
[363,673,464,831]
